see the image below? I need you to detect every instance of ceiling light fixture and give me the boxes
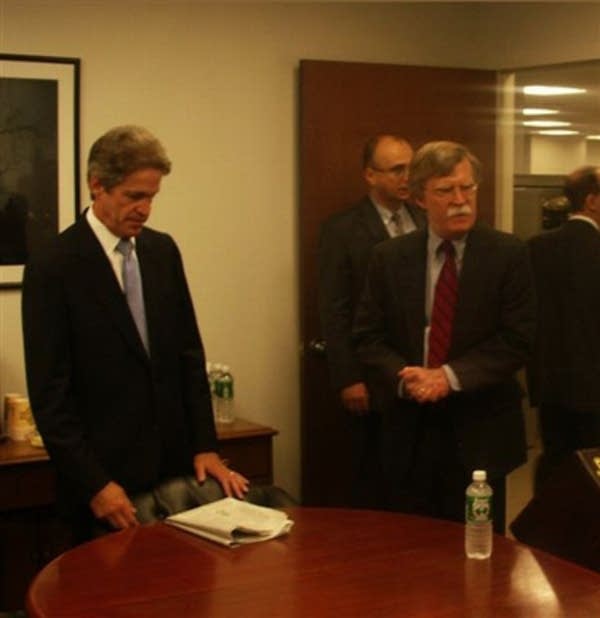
[537,129,579,136]
[586,135,600,140]
[522,108,559,116]
[524,85,587,96]
[523,120,571,128]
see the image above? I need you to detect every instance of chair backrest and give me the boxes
[132,476,297,524]
[510,449,600,573]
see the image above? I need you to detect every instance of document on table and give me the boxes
[165,497,294,547]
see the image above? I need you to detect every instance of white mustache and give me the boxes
[447,205,473,218]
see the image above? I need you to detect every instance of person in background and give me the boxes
[22,125,248,542]
[353,141,535,532]
[318,134,426,508]
[528,166,600,492]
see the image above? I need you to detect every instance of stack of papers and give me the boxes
[165,497,294,547]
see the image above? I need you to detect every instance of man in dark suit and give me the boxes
[318,135,426,508]
[528,166,600,491]
[22,126,248,541]
[353,141,535,532]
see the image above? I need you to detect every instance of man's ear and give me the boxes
[583,192,599,214]
[364,167,376,188]
[88,176,104,200]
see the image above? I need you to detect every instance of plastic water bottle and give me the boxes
[206,361,214,392]
[216,365,235,424]
[206,362,222,420]
[465,469,493,559]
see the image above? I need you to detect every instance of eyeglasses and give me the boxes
[431,183,478,199]
[369,164,409,177]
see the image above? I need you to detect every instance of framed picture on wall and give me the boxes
[0,53,80,289]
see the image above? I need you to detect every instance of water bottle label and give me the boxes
[221,382,234,399]
[466,496,492,523]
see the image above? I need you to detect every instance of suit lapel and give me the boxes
[451,228,486,354]
[135,232,162,358]
[400,231,428,363]
[74,217,150,363]
[360,198,390,244]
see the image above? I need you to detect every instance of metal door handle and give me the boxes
[307,338,327,356]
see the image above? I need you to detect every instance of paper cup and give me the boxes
[3,393,22,438]
[7,396,35,441]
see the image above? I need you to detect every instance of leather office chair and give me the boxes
[132,476,297,524]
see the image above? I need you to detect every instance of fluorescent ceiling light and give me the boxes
[523,120,571,128]
[586,135,600,140]
[538,130,579,136]
[522,108,559,116]
[524,85,587,96]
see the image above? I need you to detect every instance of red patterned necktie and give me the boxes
[427,240,458,368]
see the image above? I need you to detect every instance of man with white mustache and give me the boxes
[353,141,535,534]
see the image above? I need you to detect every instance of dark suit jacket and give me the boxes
[22,214,217,509]
[528,218,600,412]
[353,224,536,479]
[318,196,426,392]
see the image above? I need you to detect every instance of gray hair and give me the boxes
[87,125,171,191]
[409,141,482,200]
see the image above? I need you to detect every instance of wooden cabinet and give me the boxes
[0,419,277,611]
[216,418,278,485]
[0,442,61,612]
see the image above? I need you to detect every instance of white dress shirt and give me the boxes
[373,201,417,237]
[86,207,140,292]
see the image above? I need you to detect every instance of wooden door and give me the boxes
[299,60,497,506]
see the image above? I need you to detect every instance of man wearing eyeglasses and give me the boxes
[318,134,426,508]
[354,141,535,532]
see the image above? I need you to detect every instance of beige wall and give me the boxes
[530,135,588,174]
[1,1,599,499]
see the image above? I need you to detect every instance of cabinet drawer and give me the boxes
[0,463,56,511]
[218,437,273,484]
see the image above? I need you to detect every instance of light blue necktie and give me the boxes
[116,238,149,353]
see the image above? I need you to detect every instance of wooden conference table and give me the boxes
[27,507,600,617]
[0,419,277,610]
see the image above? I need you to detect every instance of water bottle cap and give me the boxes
[472,470,487,482]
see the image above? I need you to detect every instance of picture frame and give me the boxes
[0,53,80,289]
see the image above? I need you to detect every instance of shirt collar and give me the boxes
[87,206,137,253]
[569,213,599,230]
[427,227,468,261]
[372,198,404,223]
